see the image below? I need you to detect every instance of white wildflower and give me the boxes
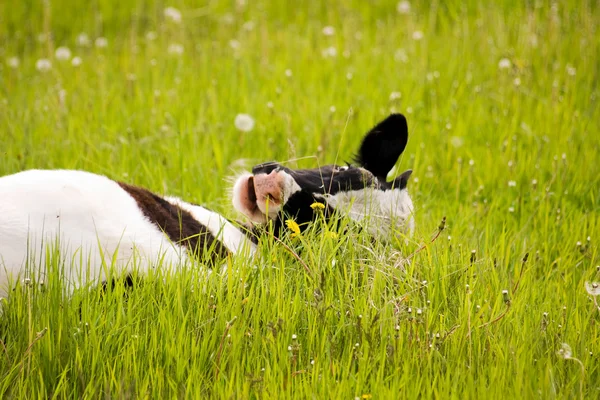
[321,46,337,58]
[557,343,573,359]
[498,58,511,69]
[35,58,52,72]
[566,64,576,76]
[168,43,184,55]
[412,30,424,40]
[71,56,82,67]
[234,114,255,132]
[7,57,19,68]
[508,180,517,187]
[513,77,521,86]
[164,7,182,23]
[389,91,402,101]
[77,33,91,47]
[95,37,108,48]
[55,46,72,61]
[322,26,335,36]
[146,31,157,41]
[397,1,411,14]
[285,69,293,77]
[585,282,600,296]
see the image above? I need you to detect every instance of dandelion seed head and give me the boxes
[329,105,336,113]
[585,281,600,296]
[396,1,411,14]
[35,58,52,72]
[71,56,82,67]
[164,6,182,23]
[498,58,512,69]
[321,46,337,58]
[292,334,297,340]
[389,91,402,101]
[557,343,572,359]
[566,64,576,76]
[412,30,424,40]
[77,33,91,47]
[55,46,72,61]
[7,56,20,68]
[95,37,108,48]
[322,26,335,36]
[513,77,522,86]
[508,180,517,187]
[285,69,293,77]
[234,113,255,132]
[168,43,184,55]
[508,207,515,213]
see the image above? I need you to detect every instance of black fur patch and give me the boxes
[117,182,229,262]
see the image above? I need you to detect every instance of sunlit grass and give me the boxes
[1,0,599,398]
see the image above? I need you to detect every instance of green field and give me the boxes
[1,0,599,398]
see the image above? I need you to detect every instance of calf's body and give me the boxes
[0,169,255,297]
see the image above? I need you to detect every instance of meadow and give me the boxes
[0,0,599,398]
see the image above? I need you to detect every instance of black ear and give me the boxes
[392,169,412,189]
[354,114,408,180]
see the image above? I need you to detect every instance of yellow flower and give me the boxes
[310,202,325,210]
[285,219,301,238]
[325,231,338,239]
[361,395,372,400]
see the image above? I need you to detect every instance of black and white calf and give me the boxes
[0,114,414,296]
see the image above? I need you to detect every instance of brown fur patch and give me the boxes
[117,182,229,262]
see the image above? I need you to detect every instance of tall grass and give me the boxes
[1,0,599,398]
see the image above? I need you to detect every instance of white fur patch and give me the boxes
[316,188,414,238]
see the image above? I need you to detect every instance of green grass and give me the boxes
[1,0,599,398]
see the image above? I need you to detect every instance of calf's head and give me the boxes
[232,113,414,238]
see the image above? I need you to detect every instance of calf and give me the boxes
[0,114,414,296]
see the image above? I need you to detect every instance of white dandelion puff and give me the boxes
[389,91,402,101]
[585,282,600,296]
[397,1,411,14]
[95,37,108,48]
[35,58,52,72]
[168,43,184,55]
[508,180,517,187]
[77,33,91,47]
[321,46,337,58]
[71,56,82,67]
[164,7,182,24]
[412,30,424,40]
[566,64,576,76]
[55,46,72,61]
[7,57,19,69]
[322,26,335,36]
[146,31,157,41]
[234,114,255,132]
[498,58,512,69]
[557,343,573,359]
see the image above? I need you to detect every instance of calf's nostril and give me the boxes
[247,176,257,203]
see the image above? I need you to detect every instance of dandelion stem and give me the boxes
[404,216,446,263]
[215,317,237,379]
[270,234,313,277]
